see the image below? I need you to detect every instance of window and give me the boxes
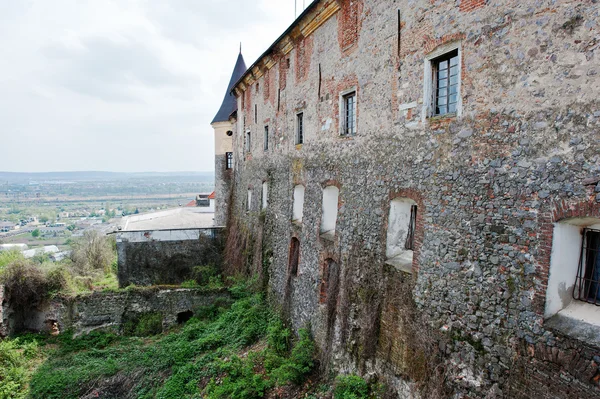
[288,237,300,276]
[386,198,418,272]
[262,182,268,210]
[246,131,251,153]
[292,185,305,223]
[320,186,339,238]
[341,90,356,136]
[423,43,462,120]
[264,126,269,151]
[574,228,600,305]
[296,113,304,145]
[225,152,233,170]
[545,218,600,320]
[247,189,252,211]
[432,50,459,116]
[319,258,340,305]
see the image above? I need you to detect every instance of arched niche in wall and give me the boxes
[288,237,300,277]
[386,197,417,273]
[247,189,252,211]
[292,185,305,223]
[320,186,339,239]
[262,182,268,210]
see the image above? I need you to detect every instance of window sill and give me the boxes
[320,230,335,242]
[385,251,413,274]
[295,144,303,150]
[544,301,600,347]
[292,219,303,226]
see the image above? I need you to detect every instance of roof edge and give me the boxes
[231,0,336,95]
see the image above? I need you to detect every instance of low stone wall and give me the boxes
[116,229,224,287]
[1,287,230,337]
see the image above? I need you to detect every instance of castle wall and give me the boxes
[224,0,600,397]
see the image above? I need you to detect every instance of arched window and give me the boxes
[262,182,268,210]
[320,186,339,237]
[386,197,418,272]
[288,237,300,276]
[292,185,305,223]
[320,258,340,304]
[247,189,252,211]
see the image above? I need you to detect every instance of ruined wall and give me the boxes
[2,287,229,337]
[226,0,600,397]
[117,230,223,287]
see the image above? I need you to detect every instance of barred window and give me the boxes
[432,50,459,116]
[264,126,269,151]
[225,152,233,170]
[296,113,304,145]
[342,91,356,136]
[574,228,600,305]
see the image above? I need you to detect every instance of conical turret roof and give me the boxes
[211,51,247,124]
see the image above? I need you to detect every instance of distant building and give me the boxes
[0,222,16,233]
[22,245,60,259]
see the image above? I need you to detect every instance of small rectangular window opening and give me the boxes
[254,104,257,123]
[246,131,251,153]
[264,126,269,151]
[296,113,304,144]
[432,49,459,116]
[404,205,417,250]
[225,152,233,170]
[342,92,356,136]
[574,228,600,305]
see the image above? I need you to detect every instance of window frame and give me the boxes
[339,88,357,136]
[264,125,269,151]
[296,112,304,145]
[245,130,252,153]
[574,228,600,305]
[225,152,233,170]
[422,42,462,120]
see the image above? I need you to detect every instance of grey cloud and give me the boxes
[44,36,187,102]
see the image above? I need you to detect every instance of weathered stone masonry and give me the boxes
[219,0,600,397]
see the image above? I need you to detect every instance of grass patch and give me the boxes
[25,280,317,399]
[0,337,43,399]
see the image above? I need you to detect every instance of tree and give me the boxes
[70,231,115,275]
[31,229,40,238]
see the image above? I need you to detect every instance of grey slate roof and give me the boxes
[211,51,247,124]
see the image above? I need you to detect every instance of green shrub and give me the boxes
[123,312,163,337]
[181,279,200,288]
[192,265,218,286]
[0,249,25,271]
[269,328,314,385]
[0,260,51,309]
[334,375,370,399]
[0,338,40,399]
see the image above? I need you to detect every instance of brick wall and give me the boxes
[223,0,600,397]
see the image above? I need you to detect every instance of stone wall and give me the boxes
[117,229,223,287]
[223,0,600,397]
[1,287,229,337]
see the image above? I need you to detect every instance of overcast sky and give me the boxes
[0,0,310,173]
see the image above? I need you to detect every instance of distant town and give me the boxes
[0,171,214,256]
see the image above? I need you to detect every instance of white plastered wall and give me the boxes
[386,198,417,270]
[262,182,268,210]
[545,218,600,319]
[320,186,339,234]
[292,185,305,222]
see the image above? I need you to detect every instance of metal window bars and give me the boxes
[296,113,304,144]
[434,50,459,116]
[225,152,233,170]
[343,92,356,136]
[574,228,600,305]
[404,205,417,251]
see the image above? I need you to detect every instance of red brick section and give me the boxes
[278,56,288,91]
[459,0,486,13]
[263,70,270,103]
[337,0,364,55]
[385,188,426,273]
[295,36,313,84]
[534,199,600,315]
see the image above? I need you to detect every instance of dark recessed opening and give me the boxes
[177,310,194,324]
